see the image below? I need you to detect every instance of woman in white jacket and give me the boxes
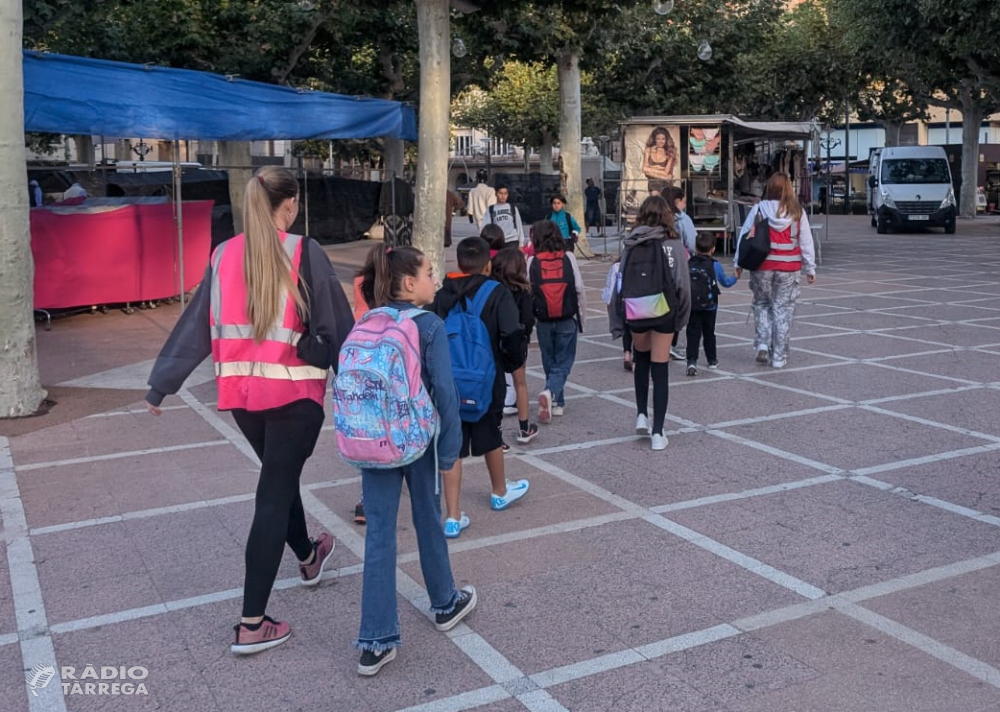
[734,172,817,369]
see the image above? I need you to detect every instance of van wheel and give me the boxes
[945,220,956,235]
[876,214,888,234]
[871,215,877,228]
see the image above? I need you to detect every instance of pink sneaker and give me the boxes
[231,616,291,655]
[300,532,335,586]
[537,389,552,424]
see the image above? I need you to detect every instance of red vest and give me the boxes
[758,218,802,272]
[209,232,327,411]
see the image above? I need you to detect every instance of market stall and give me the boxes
[618,115,821,250]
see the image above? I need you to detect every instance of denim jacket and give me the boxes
[386,301,462,471]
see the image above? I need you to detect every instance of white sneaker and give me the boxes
[635,414,651,436]
[651,433,668,451]
[537,390,552,424]
[669,348,684,361]
[502,406,518,416]
[771,359,787,369]
[551,405,565,417]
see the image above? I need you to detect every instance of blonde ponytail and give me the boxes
[243,167,306,342]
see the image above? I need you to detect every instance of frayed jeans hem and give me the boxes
[355,637,400,654]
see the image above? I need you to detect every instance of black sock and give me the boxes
[633,349,652,415]
[652,361,669,435]
[519,419,529,431]
[241,619,264,631]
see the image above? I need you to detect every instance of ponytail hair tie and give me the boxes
[385,246,393,254]
[257,175,265,187]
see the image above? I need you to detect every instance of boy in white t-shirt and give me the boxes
[483,185,525,247]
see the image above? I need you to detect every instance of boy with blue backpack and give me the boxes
[685,232,739,376]
[431,237,530,538]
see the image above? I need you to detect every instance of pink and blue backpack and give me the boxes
[333,307,437,469]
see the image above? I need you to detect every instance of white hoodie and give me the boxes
[735,200,816,276]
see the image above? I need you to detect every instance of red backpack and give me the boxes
[529,251,579,322]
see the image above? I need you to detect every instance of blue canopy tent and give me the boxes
[23,51,417,141]
[23,50,417,306]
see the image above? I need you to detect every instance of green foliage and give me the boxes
[24,132,62,156]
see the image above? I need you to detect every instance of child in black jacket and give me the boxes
[492,246,538,445]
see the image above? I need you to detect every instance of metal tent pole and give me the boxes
[173,143,186,309]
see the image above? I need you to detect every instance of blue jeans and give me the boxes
[536,318,578,407]
[356,449,461,653]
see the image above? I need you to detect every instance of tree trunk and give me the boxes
[882,121,902,148]
[74,135,95,166]
[0,0,46,417]
[539,132,555,174]
[218,141,253,234]
[557,49,592,258]
[523,143,531,173]
[413,0,450,279]
[959,103,984,219]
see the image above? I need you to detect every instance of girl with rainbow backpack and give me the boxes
[335,245,476,676]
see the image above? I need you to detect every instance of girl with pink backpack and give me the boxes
[337,245,476,676]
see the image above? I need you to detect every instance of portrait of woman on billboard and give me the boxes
[642,126,678,183]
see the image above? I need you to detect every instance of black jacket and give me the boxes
[431,273,526,416]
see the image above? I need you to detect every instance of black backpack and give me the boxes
[618,239,678,329]
[737,211,772,271]
[688,254,719,311]
[529,251,579,323]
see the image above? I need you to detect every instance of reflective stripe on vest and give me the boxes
[761,219,802,268]
[209,232,326,409]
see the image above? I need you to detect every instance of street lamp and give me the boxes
[480,136,491,182]
[820,129,841,215]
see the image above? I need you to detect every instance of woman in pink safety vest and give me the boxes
[145,166,354,655]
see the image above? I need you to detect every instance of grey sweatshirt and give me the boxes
[620,225,691,332]
[145,238,354,407]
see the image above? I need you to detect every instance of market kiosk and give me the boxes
[618,115,821,252]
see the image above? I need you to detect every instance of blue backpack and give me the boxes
[445,280,499,422]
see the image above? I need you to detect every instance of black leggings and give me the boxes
[232,399,325,618]
[623,326,633,354]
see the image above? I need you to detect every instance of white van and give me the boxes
[868,146,956,234]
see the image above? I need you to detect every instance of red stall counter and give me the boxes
[31,201,213,309]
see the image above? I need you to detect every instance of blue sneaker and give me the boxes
[491,480,530,511]
[443,513,470,539]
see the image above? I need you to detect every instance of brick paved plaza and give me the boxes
[3,215,1000,711]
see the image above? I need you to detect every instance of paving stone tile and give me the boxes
[862,565,1000,669]
[0,545,14,636]
[655,632,820,708]
[433,519,800,675]
[798,309,939,332]
[0,644,30,712]
[17,443,258,529]
[750,362,964,403]
[538,433,822,509]
[880,303,1000,323]
[886,321,1000,348]
[872,349,1000,385]
[805,294,939,311]
[872,449,1000,516]
[793,332,948,360]
[9,407,223,466]
[670,479,1000,593]
[548,659,732,712]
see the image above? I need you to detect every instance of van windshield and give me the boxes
[880,158,950,185]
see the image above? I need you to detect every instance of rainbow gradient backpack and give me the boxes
[333,307,437,469]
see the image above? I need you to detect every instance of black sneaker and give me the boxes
[357,647,396,676]
[686,363,697,377]
[435,585,478,632]
[516,423,539,444]
[353,501,366,525]
[502,441,511,453]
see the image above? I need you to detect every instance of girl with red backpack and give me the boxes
[527,220,587,423]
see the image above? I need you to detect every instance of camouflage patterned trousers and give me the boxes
[749,270,800,365]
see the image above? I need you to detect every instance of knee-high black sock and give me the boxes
[633,349,651,415]
[651,361,669,435]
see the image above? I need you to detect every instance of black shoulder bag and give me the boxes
[295,236,335,370]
